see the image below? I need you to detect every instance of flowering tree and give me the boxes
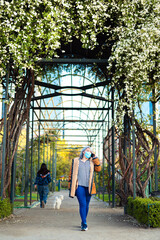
[0,0,110,197]
[0,0,70,196]
[105,0,160,201]
[0,0,159,198]
[107,0,160,125]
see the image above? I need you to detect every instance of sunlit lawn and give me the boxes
[14,192,38,208]
[97,193,112,202]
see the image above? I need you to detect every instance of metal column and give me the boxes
[132,111,136,199]
[52,144,55,192]
[152,88,158,191]
[30,101,34,205]
[21,152,25,195]
[43,135,45,163]
[1,64,9,199]
[38,124,41,171]
[37,100,41,201]
[102,109,105,201]
[98,127,100,199]
[24,110,30,207]
[94,137,97,192]
[49,142,52,171]
[108,93,111,205]
[111,88,115,208]
[10,143,17,205]
[123,114,128,213]
[38,99,41,171]
[47,134,48,167]
[54,148,57,191]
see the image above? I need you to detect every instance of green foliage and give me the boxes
[127,197,160,227]
[60,181,68,190]
[56,140,81,179]
[0,198,12,219]
[0,0,65,71]
[15,131,59,193]
[107,0,160,128]
[1,0,159,128]
[99,193,112,202]
[15,186,21,196]
[149,196,160,201]
[0,0,109,77]
[14,192,38,208]
[16,132,82,190]
[96,166,109,189]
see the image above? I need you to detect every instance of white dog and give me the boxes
[53,195,64,209]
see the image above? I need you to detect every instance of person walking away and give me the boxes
[34,163,51,208]
[68,146,101,231]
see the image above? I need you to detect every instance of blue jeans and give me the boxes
[76,186,91,225]
[38,185,49,208]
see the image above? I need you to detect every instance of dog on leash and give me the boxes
[53,195,64,209]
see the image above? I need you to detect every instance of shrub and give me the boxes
[127,197,160,227]
[0,198,12,219]
[61,181,68,189]
[15,186,22,196]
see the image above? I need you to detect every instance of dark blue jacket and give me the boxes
[35,172,51,186]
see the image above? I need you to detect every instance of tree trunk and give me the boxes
[0,68,35,198]
[103,118,160,204]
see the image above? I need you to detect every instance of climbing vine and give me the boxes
[0,0,159,197]
[103,119,160,204]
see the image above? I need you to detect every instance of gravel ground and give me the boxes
[0,190,160,240]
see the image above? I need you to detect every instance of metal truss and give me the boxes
[32,58,111,147]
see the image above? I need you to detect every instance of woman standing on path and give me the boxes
[34,163,51,208]
[68,146,101,231]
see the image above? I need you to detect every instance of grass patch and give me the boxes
[14,192,38,208]
[14,191,55,208]
[97,193,112,202]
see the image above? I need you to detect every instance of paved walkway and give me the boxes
[0,190,160,240]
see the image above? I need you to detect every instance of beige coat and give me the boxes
[68,157,101,198]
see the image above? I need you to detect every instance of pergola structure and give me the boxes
[0,39,158,211]
[24,57,116,207]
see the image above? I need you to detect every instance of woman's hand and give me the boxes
[91,153,95,158]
